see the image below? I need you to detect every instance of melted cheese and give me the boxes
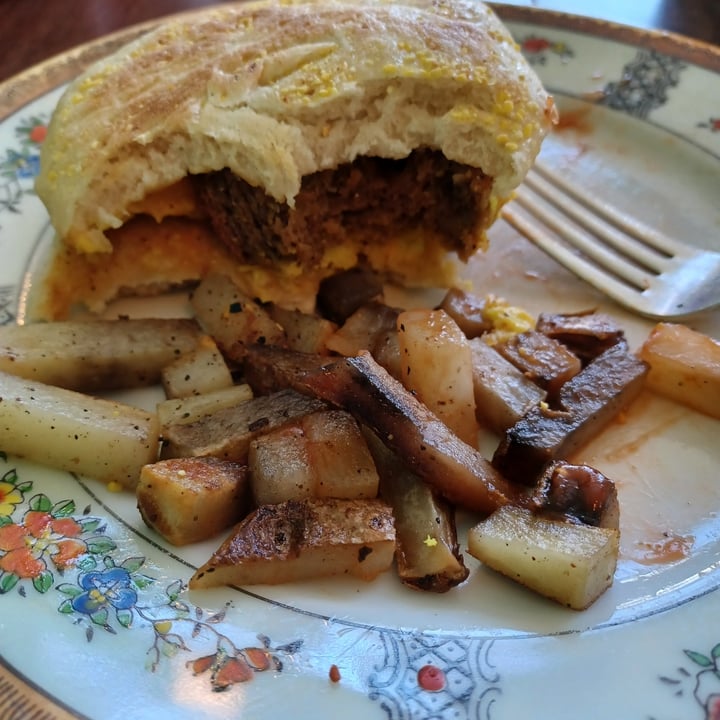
[127,178,203,222]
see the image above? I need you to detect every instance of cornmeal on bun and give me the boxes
[33,0,556,319]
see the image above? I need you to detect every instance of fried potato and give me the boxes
[0,318,202,392]
[189,498,395,588]
[161,335,233,398]
[467,505,619,610]
[160,388,325,461]
[639,322,720,419]
[137,457,249,545]
[469,337,546,434]
[396,308,480,446]
[249,410,379,505]
[190,273,286,353]
[365,428,468,593]
[267,304,338,354]
[0,370,159,489]
[157,383,254,428]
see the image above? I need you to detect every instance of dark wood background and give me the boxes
[1,0,719,85]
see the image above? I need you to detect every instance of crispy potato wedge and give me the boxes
[0,318,202,392]
[190,273,286,354]
[299,351,523,515]
[160,388,326,462]
[0,370,159,489]
[189,498,395,588]
[467,505,619,610]
[639,322,720,419]
[365,429,468,593]
[137,457,249,545]
[493,341,648,485]
[161,335,233,398]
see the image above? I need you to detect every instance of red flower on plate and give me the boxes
[28,124,47,143]
[0,509,87,580]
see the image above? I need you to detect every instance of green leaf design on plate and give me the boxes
[116,608,133,628]
[51,498,76,517]
[29,493,52,513]
[2,468,18,484]
[121,556,145,574]
[133,574,155,590]
[58,598,74,614]
[76,555,99,572]
[86,537,117,554]
[32,570,54,594]
[0,571,19,594]
[77,517,103,534]
[56,582,83,598]
[90,607,109,627]
[685,650,714,668]
[166,579,184,601]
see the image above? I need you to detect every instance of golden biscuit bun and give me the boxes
[33,0,556,318]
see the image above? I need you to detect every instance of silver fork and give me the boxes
[501,161,720,320]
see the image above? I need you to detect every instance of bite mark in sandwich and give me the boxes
[33,0,557,320]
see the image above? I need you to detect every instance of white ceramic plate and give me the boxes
[1,6,719,719]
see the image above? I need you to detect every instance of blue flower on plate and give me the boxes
[71,567,138,615]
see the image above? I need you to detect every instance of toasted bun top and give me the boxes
[36,0,556,254]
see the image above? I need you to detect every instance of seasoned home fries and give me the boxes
[5,269,717,609]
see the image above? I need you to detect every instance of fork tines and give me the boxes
[501,160,720,319]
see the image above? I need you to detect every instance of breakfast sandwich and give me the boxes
[33,0,556,319]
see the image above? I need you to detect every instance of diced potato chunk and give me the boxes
[469,337,546,433]
[249,425,314,505]
[0,318,202,392]
[303,410,379,499]
[467,505,619,610]
[639,322,720,419]
[137,457,249,545]
[161,335,233,398]
[190,273,286,353]
[157,384,253,428]
[267,305,337,354]
[0,370,159,489]
[249,410,379,505]
[397,308,480,446]
[189,498,396,588]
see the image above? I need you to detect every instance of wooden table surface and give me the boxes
[1,0,719,85]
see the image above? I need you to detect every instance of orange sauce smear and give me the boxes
[626,533,694,565]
